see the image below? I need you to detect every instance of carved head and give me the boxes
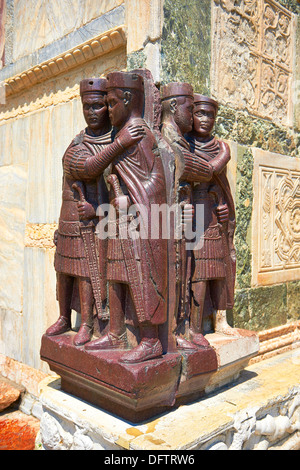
[106,72,145,129]
[161,82,194,135]
[192,94,219,139]
[80,78,110,134]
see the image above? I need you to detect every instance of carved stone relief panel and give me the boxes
[252,149,300,286]
[212,0,295,126]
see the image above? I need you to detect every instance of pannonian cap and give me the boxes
[80,78,107,96]
[194,94,219,110]
[161,82,194,101]
[106,72,144,91]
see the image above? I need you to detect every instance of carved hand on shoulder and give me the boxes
[77,201,96,221]
[117,124,146,149]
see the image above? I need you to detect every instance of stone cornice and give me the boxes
[3,25,126,97]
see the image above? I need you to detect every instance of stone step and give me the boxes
[0,375,25,412]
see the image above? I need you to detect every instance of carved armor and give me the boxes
[187,130,236,310]
[107,117,168,326]
[54,131,111,279]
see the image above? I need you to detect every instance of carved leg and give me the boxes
[210,279,241,336]
[189,281,210,347]
[46,273,72,336]
[74,278,94,346]
[85,282,127,351]
[213,310,242,336]
[120,323,163,364]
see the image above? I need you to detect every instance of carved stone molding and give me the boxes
[252,149,300,286]
[251,321,300,364]
[38,349,300,450]
[212,0,295,126]
[2,25,126,97]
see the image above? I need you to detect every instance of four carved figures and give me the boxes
[46,71,236,364]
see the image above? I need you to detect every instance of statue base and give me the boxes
[38,349,300,450]
[40,330,259,422]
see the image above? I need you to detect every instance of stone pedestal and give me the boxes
[40,329,259,422]
[38,348,300,451]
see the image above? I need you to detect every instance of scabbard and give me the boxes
[80,224,108,321]
[118,214,146,323]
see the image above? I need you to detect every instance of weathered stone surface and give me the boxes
[126,0,163,54]
[0,1,4,69]
[0,165,27,314]
[252,149,300,287]
[161,0,211,94]
[0,376,24,412]
[232,280,300,332]
[233,285,287,331]
[39,349,300,450]
[212,0,296,127]
[0,34,125,371]
[215,107,300,157]
[40,329,258,422]
[234,147,254,290]
[287,281,300,321]
[252,320,300,363]
[13,0,124,61]
[248,285,287,331]
[0,410,40,450]
[0,354,48,398]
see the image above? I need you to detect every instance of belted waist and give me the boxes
[58,220,81,236]
[58,220,97,236]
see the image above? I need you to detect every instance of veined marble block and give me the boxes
[0,164,27,313]
[13,0,124,61]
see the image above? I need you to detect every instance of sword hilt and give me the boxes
[72,182,86,203]
[107,174,123,198]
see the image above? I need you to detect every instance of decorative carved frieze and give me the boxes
[212,0,295,126]
[2,25,126,97]
[252,149,300,286]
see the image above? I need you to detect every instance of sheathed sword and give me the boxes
[210,184,235,307]
[107,174,146,323]
[178,183,192,322]
[72,182,108,321]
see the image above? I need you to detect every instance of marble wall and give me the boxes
[0,0,5,68]
[212,0,296,127]
[13,0,124,61]
[0,0,299,380]
[0,1,127,374]
[0,0,164,376]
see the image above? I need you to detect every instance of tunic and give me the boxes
[186,135,236,309]
[54,129,111,280]
[62,119,168,326]
[107,118,168,326]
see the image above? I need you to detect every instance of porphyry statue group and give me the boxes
[45,70,236,365]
